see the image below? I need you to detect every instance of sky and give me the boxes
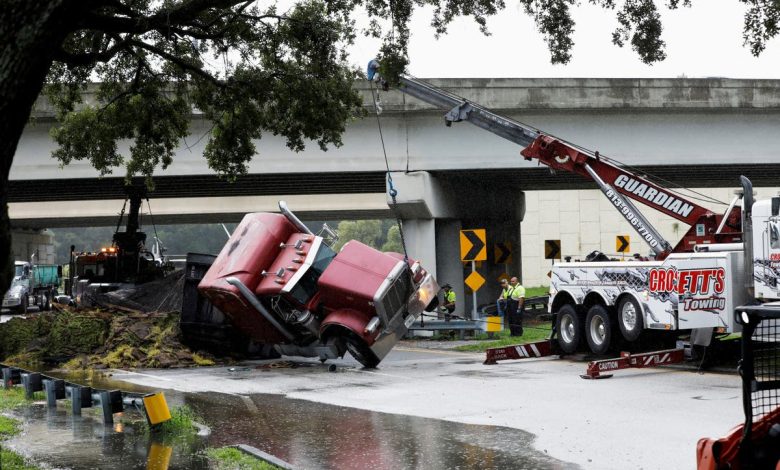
[348,0,780,79]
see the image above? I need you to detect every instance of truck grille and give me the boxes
[377,267,413,323]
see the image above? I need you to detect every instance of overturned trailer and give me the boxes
[197,203,439,367]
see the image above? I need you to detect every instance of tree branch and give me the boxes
[126,39,224,87]
[54,37,131,66]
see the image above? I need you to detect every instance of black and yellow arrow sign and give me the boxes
[616,235,630,253]
[494,241,512,264]
[460,229,487,261]
[544,240,561,260]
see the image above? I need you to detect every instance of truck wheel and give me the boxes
[344,333,380,369]
[585,305,613,355]
[20,297,28,314]
[44,294,51,311]
[617,297,643,342]
[555,304,582,354]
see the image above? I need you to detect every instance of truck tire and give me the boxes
[20,296,28,314]
[617,297,643,343]
[344,333,380,369]
[555,304,582,354]
[44,293,51,311]
[585,305,613,355]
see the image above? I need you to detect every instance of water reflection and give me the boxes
[187,393,576,470]
[6,402,207,470]
[6,371,577,469]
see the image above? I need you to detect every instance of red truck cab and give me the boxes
[198,203,439,367]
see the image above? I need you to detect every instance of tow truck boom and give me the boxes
[367,61,740,257]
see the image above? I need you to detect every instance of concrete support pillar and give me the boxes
[435,219,464,317]
[400,219,437,278]
[388,171,525,319]
[11,228,56,264]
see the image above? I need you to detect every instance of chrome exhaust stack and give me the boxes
[740,176,755,299]
[278,201,313,235]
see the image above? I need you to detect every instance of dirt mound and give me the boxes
[0,306,223,370]
[96,270,185,313]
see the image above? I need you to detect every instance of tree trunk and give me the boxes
[0,1,77,295]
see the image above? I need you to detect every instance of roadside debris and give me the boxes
[0,301,222,370]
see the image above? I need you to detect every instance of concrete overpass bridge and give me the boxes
[10,77,780,313]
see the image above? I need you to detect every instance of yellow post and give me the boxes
[142,392,172,426]
[486,316,502,333]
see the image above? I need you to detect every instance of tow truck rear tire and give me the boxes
[585,305,613,355]
[344,333,380,369]
[617,297,643,343]
[555,304,582,354]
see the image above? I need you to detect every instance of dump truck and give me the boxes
[197,202,440,367]
[367,60,780,357]
[2,258,60,313]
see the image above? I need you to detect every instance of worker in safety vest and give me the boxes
[496,278,510,317]
[440,284,456,319]
[506,277,525,336]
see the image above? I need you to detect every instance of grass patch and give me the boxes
[192,353,215,366]
[0,406,41,470]
[0,415,21,439]
[0,447,40,470]
[525,286,549,298]
[0,387,33,411]
[207,447,282,470]
[154,405,200,436]
[453,322,553,352]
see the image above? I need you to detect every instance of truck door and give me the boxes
[676,257,729,329]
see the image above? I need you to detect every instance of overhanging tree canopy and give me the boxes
[1,0,779,295]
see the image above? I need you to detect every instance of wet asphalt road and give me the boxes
[103,345,744,470]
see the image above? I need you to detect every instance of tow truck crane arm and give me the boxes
[367,60,741,257]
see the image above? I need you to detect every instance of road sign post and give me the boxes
[461,229,487,320]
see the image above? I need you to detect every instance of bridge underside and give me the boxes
[10,163,780,204]
[10,163,780,228]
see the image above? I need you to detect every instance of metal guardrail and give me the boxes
[1,364,171,426]
[407,319,487,331]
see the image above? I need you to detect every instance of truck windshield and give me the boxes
[14,265,24,277]
[288,244,337,305]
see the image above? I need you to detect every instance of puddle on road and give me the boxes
[5,371,577,470]
[187,392,577,470]
[5,405,208,470]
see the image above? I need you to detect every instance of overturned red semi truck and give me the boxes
[198,202,440,367]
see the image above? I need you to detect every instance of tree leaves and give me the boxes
[37,0,780,188]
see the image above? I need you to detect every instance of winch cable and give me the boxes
[370,79,409,263]
[114,198,128,236]
[146,198,162,260]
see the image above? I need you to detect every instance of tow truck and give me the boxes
[367,60,778,362]
[67,186,169,306]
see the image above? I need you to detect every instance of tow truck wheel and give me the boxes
[555,304,582,354]
[344,333,380,369]
[585,305,613,355]
[617,297,643,342]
